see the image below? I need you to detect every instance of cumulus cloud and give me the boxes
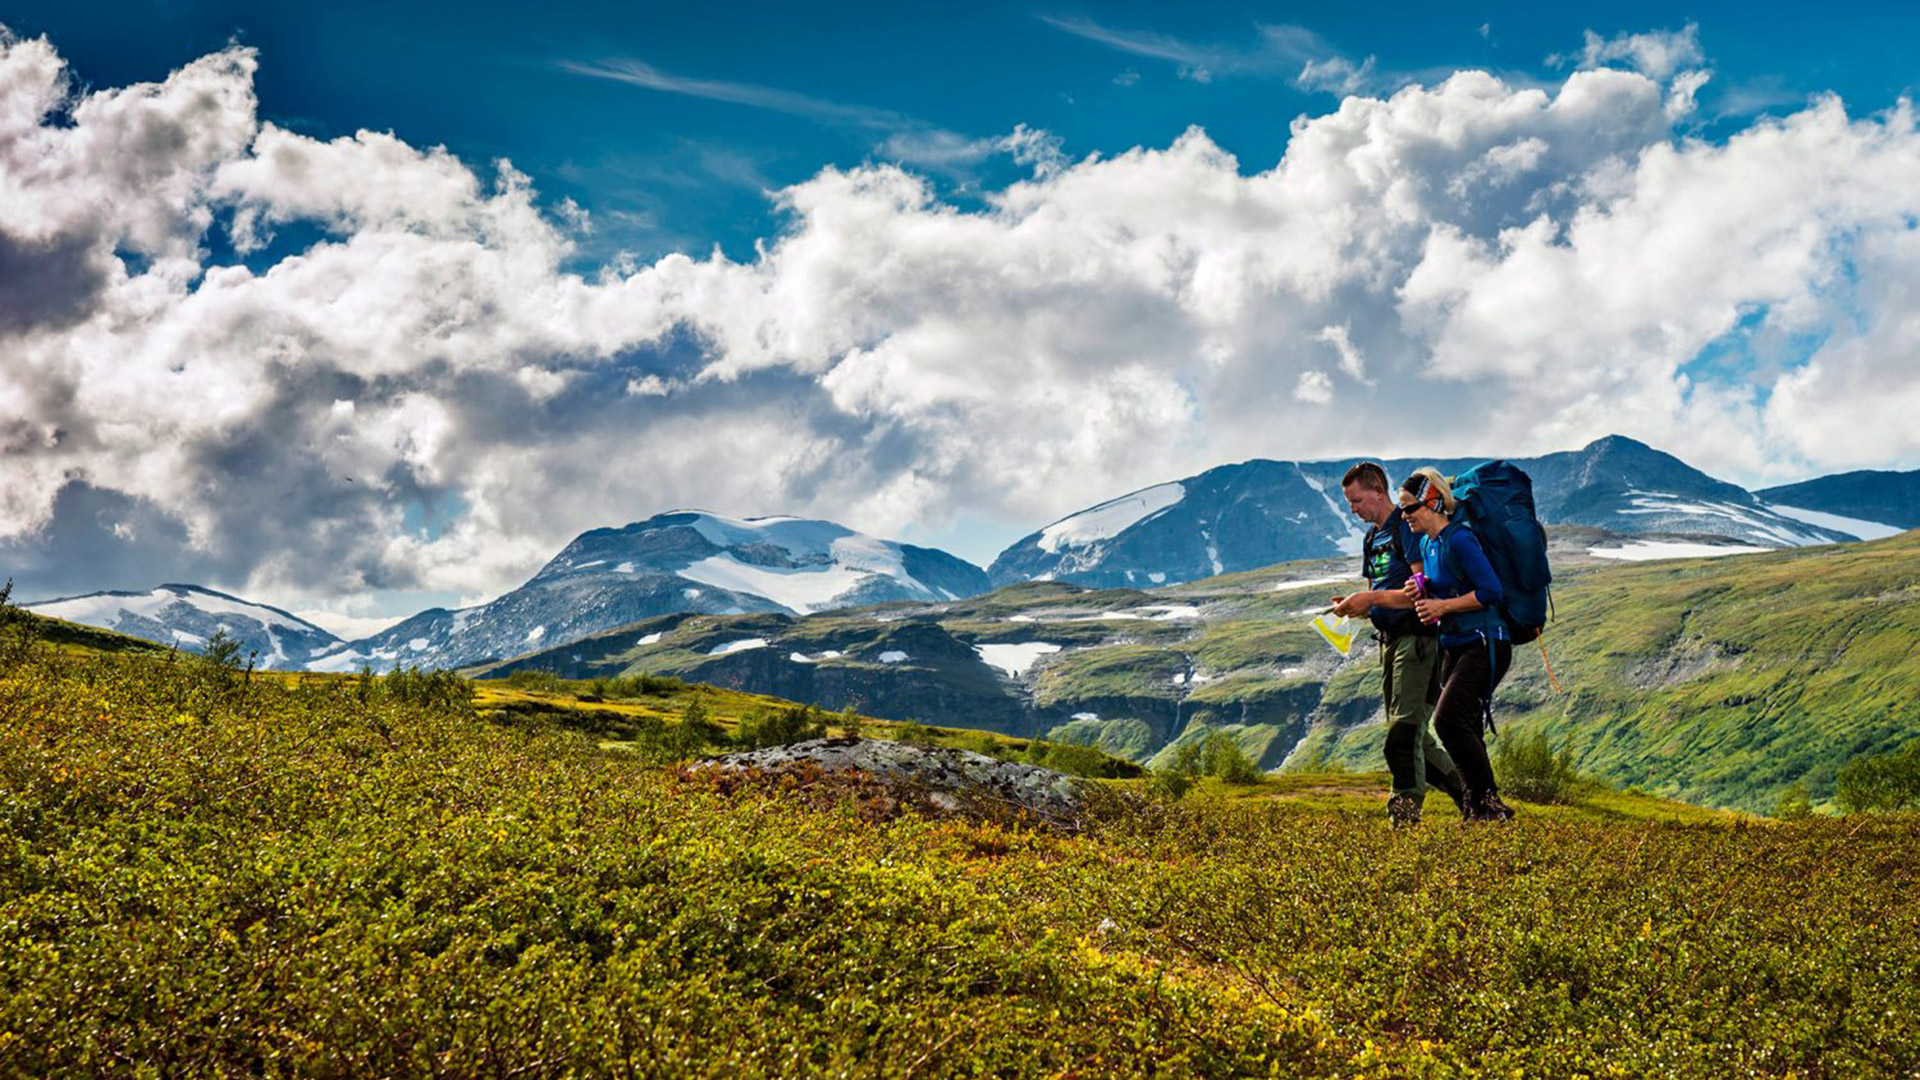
[3,25,1919,618]
[1556,24,1705,81]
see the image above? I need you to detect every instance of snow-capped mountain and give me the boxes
[311,511,990,673]
[1755,469,1918,539]
[989,435,1855,588]
[23,584,344,668]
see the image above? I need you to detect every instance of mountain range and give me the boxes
[20,436,1914,674]
[21,584,344,669]
[988,435,1863,587]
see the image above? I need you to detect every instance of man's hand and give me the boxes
[1330,593,1369,618]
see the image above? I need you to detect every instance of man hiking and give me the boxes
[1330,462,1468,826]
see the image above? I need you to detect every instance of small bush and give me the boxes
[735,705,828,750]
[1148,767,1193,800]
[1494,727,1581,803]
[895,719,937,746]
[667,698,726,759]
[1836,739,1920,813]
[1774,782,1815,820]
[837,704,864,738]
[1202,731,1263,785]
[1026,740,1141,780]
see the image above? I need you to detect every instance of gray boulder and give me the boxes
[694,737,1088,827]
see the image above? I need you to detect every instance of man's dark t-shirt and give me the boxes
[1362,508,1429,637]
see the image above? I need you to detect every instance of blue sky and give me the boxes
[12,0,1917,263]
[5,1,1920,631]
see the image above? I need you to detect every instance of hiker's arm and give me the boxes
[1332,589,1419,616]
[1450,533,1504,609]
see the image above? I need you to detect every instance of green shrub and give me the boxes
[734,704,828,750]
[1836,739,1920,813]
[895,719,937,746]
[1026,739,1141,780]
[202,626,248,671]
[837,704,864,738]
[1169,738,1205,780]
[1774,782,1815,820]
[383,665,473,711]
[1494,726,1582,803]
[1202,731,1263,785]
[668,698,727,759]
[1147,767,1193,800]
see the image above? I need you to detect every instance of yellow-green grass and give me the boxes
[5,632,1914,1077]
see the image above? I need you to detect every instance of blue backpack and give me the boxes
[1449,461,1553,644]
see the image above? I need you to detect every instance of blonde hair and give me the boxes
[1400,466,1457,515]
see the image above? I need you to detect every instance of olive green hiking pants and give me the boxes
[1380,632,1466,806]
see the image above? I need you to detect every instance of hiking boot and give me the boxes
[1386,793,1422,827]
[1465,790,1516,823]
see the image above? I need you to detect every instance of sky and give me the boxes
[4,1,1920,636]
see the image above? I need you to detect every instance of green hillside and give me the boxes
[2,617,1916,1076]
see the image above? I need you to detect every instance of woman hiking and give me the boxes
[1398,467,1515,822]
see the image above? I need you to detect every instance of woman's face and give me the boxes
[1401,496,1447,538]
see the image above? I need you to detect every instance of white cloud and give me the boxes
[1314,325,1371,384]
[1294,371,1334,403]
[1560,24,1705,81]
[5,26,1920,615]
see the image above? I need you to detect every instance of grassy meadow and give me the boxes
[2,610,1917,1078]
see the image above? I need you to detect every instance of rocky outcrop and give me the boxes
[692,737,1089,828]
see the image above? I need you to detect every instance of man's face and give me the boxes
[1342,482,1392,526]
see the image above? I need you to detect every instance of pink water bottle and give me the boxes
[1409,572,1441,626]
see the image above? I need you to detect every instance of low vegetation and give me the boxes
[3,605,1918,1076]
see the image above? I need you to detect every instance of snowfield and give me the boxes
[1587,540,1771,561]
[975,642,1063,677]
[1037,483,1185,553]
[708,638,769,656]
[1766,505,1903,541]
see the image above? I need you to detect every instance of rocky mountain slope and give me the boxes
[310,511,990,673]
[22,584,343,668]
[989,435,1851,588]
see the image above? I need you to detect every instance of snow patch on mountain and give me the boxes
[1619,492,1827,546]
[709,638,769,656]
[1037,483,1184,554]
[1588,540,1771,561]
[1766,505,1902,541]
[1298,466,1366,555]
[29,585,315,634]
[976,642,1063,677]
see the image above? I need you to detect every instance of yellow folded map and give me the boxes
[1310,613,1358,657]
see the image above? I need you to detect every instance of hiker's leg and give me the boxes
[1479,641,1515,791]
[1422,728,1467,809]
[1381,636,1427,798]
[1415,637,1466,809]
[1432,644,1496,794]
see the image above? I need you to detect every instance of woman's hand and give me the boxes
[1411,595,1446,623]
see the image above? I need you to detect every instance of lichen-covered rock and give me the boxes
[692,737,1088,828]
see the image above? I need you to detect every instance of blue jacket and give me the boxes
[1418,521,1508,648]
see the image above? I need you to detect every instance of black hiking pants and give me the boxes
[1378,631,1466,806]
[1433,639,1513,796]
